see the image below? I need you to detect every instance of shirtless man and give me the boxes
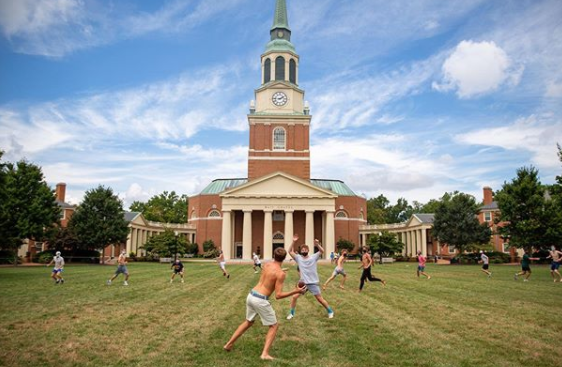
[46,251,65,284]
[286,235,334,319]
[223,247,306,360]
[107,250,129,286]
[323,250,348,290]
[547,245,562,282]
[217,250,230,279]
[359,246,386,291]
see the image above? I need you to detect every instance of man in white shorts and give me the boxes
[253,252,262,273]
[224,247,305,360]
[217,250,230,279]
[47,251,65,284]
[323,249,348,290]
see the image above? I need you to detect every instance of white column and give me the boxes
[416,230,422,256]
[361,233,367,247]
[284,211,294,251]
[421,228,428,257]
[243,210,253,260]
[305,210,314,248]
[407,231,412,256]
[325,211,335,259]
[263,210,273,260]
[221,210,232,260]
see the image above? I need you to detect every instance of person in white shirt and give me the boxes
[46,251,65,284]
[479,251,492,278]
[253,253,262,273]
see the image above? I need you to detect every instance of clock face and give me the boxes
[277,31,284,38]
[272,92,288,106]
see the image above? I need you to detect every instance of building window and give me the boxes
[208,210,221,218]
[273,232,284,241]
[359,213,364,220]
[273,211,285,221]
[35,242,44,252]
[289,59,296,84]
[502,243,510,253]
[335,211,348,219]
[448,245,455,254]
[273,127,286,150]
[275,56,285,81]
[264,58,271,84]
[59,210,65,220]
[191,210,196,219]
[484,212,491,222]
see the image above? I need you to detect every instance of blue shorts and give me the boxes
[551,262,560,271]
[418,266,425,272]
[302,283,321,296]
[52,268,63,274]
[115,265,128,275]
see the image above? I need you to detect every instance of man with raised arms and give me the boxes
[223,247,306,361]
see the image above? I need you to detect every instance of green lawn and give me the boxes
[1,261,561,367]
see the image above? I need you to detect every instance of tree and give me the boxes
[129,191,188,223]
[141,229,189,260]
[69,185,129,262]
[432,191,491,255]
[0,157,61,264]
[495,166,561,250]
[368,231,405,263]
[336,238,355,252]
[386,198,413,223]
[366,195,389,224]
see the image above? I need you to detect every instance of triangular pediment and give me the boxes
[221,172,337,199]
[255,80,303,94]
[130,213,148,226]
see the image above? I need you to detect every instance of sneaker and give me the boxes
[488,273,492,278]
[227,274,230,279]
[523,279,528,282]
[55,279,60,284]
[123,281,129,286]
[254,271,259,274]
[106,280,112,285]
[328,312,334,319]
[514,273,518,281]
[60,279,64,284]
[286,314,294,320]
[181,279,184,283]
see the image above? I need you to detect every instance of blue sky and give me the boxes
[0,0,561,209]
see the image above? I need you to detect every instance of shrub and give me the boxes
[336,238,355,252]
[0,250,21,264]
[33,250,100,264]
[186,242,199,256]
[202,240,216,252]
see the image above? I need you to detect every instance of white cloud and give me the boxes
[433,40,524,98]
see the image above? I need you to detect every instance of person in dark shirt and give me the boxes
[514,249,539,282]
[170,259,185,283]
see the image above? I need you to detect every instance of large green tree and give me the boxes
[69,185,129,262]
[141,229,189,260]
[368,231,404,263]
[496,166,561,250]
[432,191,491,255]
[129,191,188,223]
[0,157,61,263]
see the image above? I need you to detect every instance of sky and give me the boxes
[0,0,561,209]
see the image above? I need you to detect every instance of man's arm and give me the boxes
[314,239,324,254]
[289,234,299,259]
[274,272,306,300]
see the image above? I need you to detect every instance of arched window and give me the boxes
[264,58,271,84]
[275,56,285,81]
[359,212,364,220]
[335,211,348,219]
[289,59,296,84]
[273,232,284,241]
[190,210,196,219]
[273,127,286,150]
[208,210,221,218]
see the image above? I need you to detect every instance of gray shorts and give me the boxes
[246,293,277,326]
[304,283,321,296]
[115,265,128,275]
[333,267,346,276]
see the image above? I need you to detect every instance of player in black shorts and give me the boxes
[170,259,185,283]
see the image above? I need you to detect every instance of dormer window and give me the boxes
[273,127,286,150]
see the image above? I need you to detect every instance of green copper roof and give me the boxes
[271,0,290,31]
[265,39,295,53]
[199,178,359,197]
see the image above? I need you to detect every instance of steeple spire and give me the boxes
[271,0,290,31]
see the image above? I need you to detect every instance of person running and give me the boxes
[253,252,262,274]
[323,250,348,290]
[416,250,431,280]
[107,250,130,286]
[217,250,230,279]
[286,234,335,320]
[329,252,335,264]
[170,259,185,283]
[223,247,306,361]
[546,245,562,282]
[479,251,492,278]
[359,246,386,291]
[46,251,65,284]
[514,249,540,282]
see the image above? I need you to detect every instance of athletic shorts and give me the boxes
[551,262,560,271]
[115,265,128,275]
[418,266,425,272]
[332,267,346,276]
[52,268,62,274]
[522,266,531,272]
[303,283,321,296]
[219,262,226,270]
[254,263,261,267]
[246,293,277,326]
[482,264,489,270]
[173,269,183,274]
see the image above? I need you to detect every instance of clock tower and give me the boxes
[247,0,311,181]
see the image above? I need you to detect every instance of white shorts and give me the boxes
[246,293,277,326]
[219,262,226,270]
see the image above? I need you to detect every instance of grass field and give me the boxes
[1,261,561,367]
